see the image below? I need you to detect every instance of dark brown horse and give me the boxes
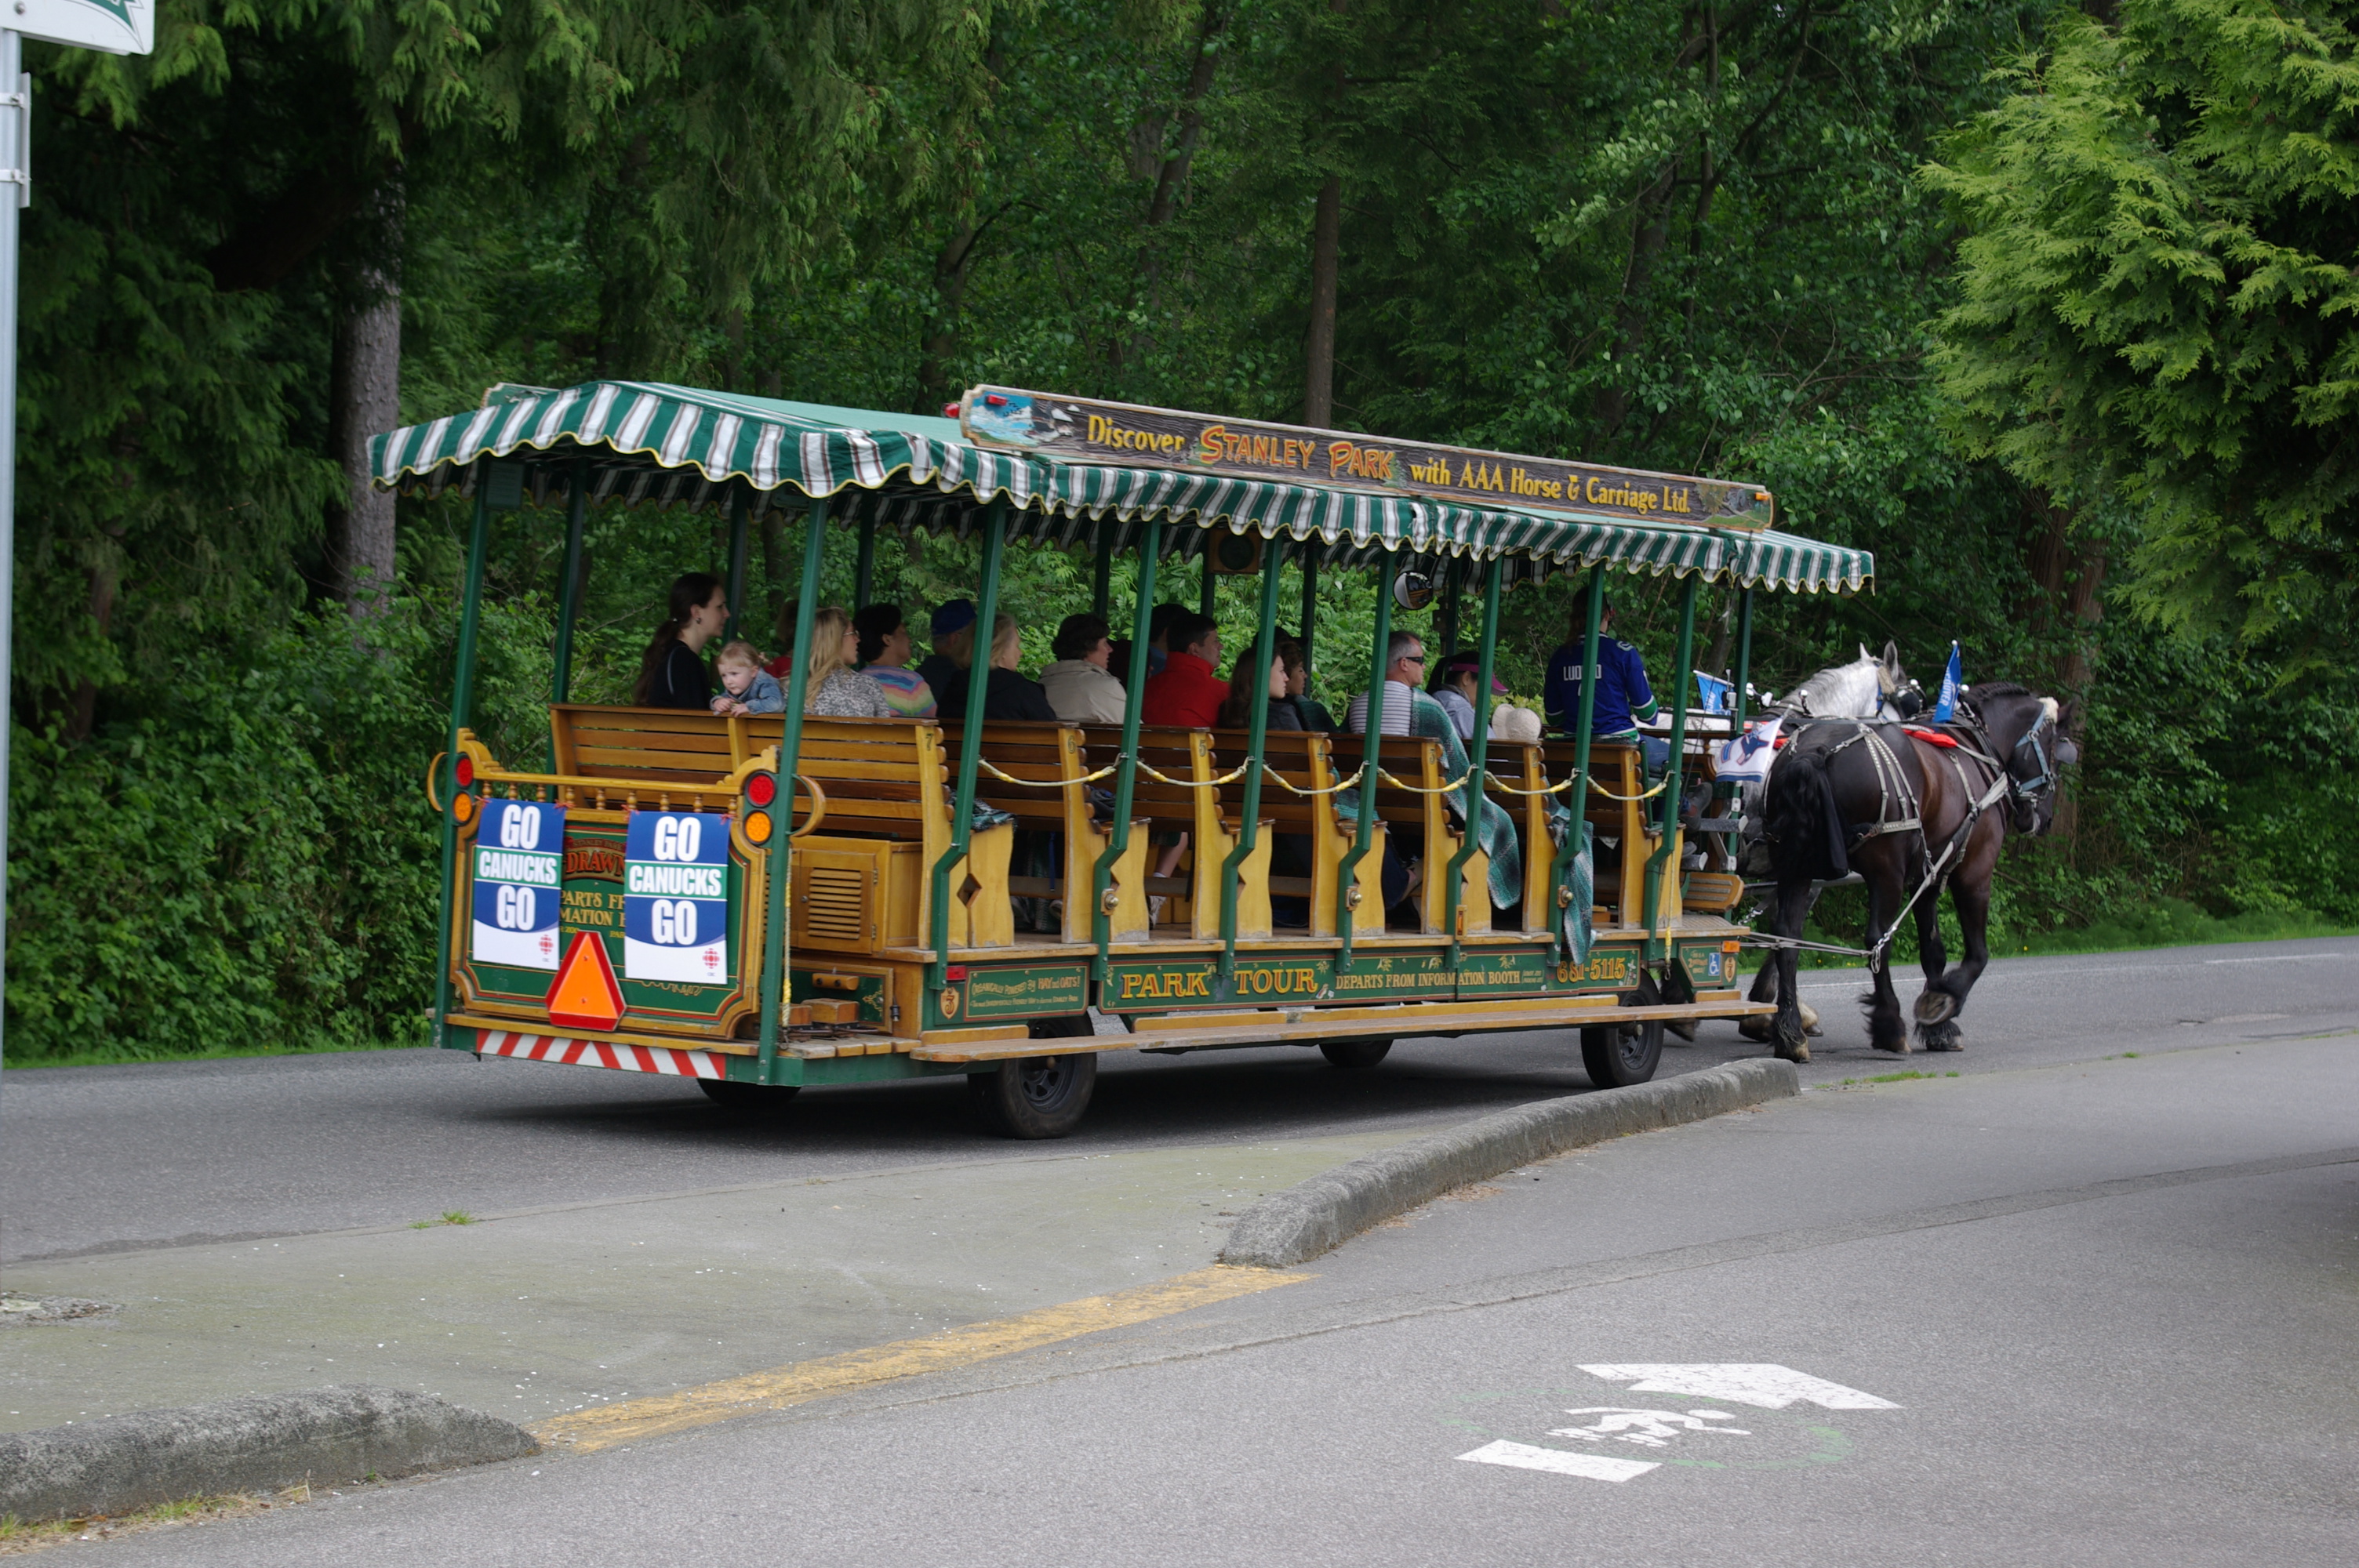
[1758,684,2072,1062]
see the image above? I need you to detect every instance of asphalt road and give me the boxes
[5,935,2354,1261]
[85,960,2359,1564]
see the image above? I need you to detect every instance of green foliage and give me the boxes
[1926,0,2359,648]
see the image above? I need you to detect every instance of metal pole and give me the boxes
[1641,572,1700,953]
[1090,519,1161,989]
[1444,557,1503,967]
[1091,517,1115,621]
[550,460,589,707]
[1554,564,1608,955]
[0,31,22,1083]
[929,499,1007,990]
[757,498,827,1085]
[723,487,751,641]
[1435,557,1461,670]
[1731,586,1754,736]
[1199,538,1219,624]
[432,484,494,1049]
[1334,557,1394,970]
[1297,538,1320,673]
[853,514,877,610]
[1217,534,1289,992]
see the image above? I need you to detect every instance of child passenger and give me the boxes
[710,640,787,716]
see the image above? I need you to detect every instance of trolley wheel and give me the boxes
[1318,1040,1393,1070]
[698,1078,801,1109]
[969,1053,1097,1139]
[1580,1021,1663,1089]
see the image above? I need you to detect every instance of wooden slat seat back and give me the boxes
[1488,740,1553,931]
[1179,729,1274,940]
[1370,735,1490,936]
[738,713,1014,949]
[1079,725,1212,930]
[1201,729,1383,936]
[547,704,748,797]
[1536,739,1679,927]
[936,721,1150,944]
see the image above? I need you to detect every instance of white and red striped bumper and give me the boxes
[474,1030,728,1080]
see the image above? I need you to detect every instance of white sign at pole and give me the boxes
[12,0,152,55]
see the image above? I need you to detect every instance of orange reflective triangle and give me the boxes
[545,931,625,1031]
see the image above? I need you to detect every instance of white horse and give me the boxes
[1773,642,1920,721]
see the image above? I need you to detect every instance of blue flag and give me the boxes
[1932,642,1962,723]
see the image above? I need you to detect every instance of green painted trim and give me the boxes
[433,487,493,1051]
[1336,561,1394,971]
[930,501,1008,989]
[1445,557,1504,967]
[1217,534,1289,993]
[1641,574,1701,955]
[853,514,877,612]
[759,499,828,1083]
[1092,518,1162,990]
[1554,566,1608,955]
[723,486,751,641]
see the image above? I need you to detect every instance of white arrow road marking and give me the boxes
[1456,1440,1658,1483]
[1578,1363,1899,1410]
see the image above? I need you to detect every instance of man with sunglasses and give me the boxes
[1344,631,1426,736]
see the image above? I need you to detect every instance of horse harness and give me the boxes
[1780,705,2052,970]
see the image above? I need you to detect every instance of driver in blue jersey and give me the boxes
[1543,600,1670,774]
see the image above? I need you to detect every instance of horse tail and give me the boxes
[1766,746,1849,882]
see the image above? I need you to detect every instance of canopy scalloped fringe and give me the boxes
[369,380,1871,596]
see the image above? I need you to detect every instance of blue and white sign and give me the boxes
[623,811,731,984]
[471,800,565,970]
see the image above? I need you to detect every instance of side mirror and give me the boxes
[1393,570,1435,611]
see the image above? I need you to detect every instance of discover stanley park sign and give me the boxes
[14,0,153,53]
[958,386,1776,531]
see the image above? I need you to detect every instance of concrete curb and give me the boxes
[0,1384,537,1522]
[1219,1058,1801,1268]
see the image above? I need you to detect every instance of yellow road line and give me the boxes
[533,1264,1311,1453]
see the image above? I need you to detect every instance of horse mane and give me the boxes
[1968,681,2030,700]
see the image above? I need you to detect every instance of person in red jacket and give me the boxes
[1140,612,1226,728]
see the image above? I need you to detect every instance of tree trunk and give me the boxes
[1593,169,1674,443]
[325,183,403,615]
[1303,175,1342,426]
[916,220,984,415]
[2020,491,2106,837]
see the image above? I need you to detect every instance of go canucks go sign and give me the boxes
[958,386,1774,531]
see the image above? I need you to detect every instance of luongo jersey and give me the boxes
[1543,637,1657,735]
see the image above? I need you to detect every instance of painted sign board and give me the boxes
[14,0,154,54]
[623,810,732,984]
[958,386,1775,531]
[471,800,565,970]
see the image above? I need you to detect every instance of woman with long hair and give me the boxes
[1217,637,1300,730]
[801,606,896,717]
[634,573,727,708]
[936,613,1057,722]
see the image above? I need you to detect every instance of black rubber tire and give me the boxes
[969,1053,1097,1138]
[1319,1040,1393,1070]
[1580,1020,1663,1088]
[698,1078,801,1109]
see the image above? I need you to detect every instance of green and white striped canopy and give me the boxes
[371,380,1873,595]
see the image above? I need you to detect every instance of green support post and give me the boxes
[758,499,828,1085]
[1436,557,1461,664]
[1199,543,1219,624]
[1216,533,1289,993]
[432,475,499,1051]
[1092,517,1115,621]
[1640,572,1701,956]
[1297,539,1320,670]
[723,487,751,640]
[1553,565,1608,956]
[1444,557,1504,967]
[1090,520,1162,989]
[545,461,589,771]
[1335,560,1394,971]
[853,514,877,611]
[929,500,1008,993]
[1731,587,1754,736]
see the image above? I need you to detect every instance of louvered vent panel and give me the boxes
[802,865,869,947]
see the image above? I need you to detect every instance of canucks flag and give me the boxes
[623,811,732,984]
[472,800,566,969]
[1932,642,1963,724]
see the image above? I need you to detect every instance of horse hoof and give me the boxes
[1776,1039,1811,1064]
[1737,1015,1771,1044]
[1798,1001,1822,1036]
[1921,1020,1964,1052]
[1873,1036,1911,1055]
[1914,990,1958,1025]
[1667,1018,1697,1044]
